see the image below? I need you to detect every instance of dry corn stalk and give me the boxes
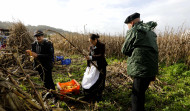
[51,28,190,66]
[8,21,34,53]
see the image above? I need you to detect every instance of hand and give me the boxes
[85,56,90,60]
[31,52,38,58]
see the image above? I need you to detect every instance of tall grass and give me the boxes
[51,32,125,58]
[51,28,190,66]
[158,29,190,66]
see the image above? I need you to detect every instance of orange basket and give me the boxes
[57,79,80,95]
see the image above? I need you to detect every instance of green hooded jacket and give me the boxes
[121,21,158,77]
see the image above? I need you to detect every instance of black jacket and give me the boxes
[87,41,107,70]
[31,40,54,69]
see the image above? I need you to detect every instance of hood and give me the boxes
[134,21,157,33]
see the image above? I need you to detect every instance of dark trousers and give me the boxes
[37,67,55,90]
[131,77,154,111]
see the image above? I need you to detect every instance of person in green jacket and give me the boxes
[121,12,158,111]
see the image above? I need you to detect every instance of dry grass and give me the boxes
[158,29,190,66]
[50,29,190,66]
[8,21,34,53]
[50,33,125,58]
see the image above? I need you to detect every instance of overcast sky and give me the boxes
[0,0,189,35]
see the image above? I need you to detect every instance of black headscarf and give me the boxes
[90,34,99,40]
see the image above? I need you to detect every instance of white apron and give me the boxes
[82,64,100,89]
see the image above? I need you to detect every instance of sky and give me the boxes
[0,0,189,35]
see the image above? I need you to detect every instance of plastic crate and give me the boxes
[57,79,80,95]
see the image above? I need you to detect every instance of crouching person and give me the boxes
[81,34,107,102]
[121,13,158,111]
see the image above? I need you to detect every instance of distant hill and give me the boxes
[0,21,69,34]
[0,21,12,29]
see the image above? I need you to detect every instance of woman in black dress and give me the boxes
[83,34,107,102]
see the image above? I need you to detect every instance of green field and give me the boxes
[30,54,190,111]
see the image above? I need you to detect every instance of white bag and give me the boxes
[82,65,100,89]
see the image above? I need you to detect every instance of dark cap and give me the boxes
[124,12,140,24]
[34,30,44,37]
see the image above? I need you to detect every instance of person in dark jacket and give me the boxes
[30,30,55,91]
[83,34,108,102]
[121,13,158,111]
